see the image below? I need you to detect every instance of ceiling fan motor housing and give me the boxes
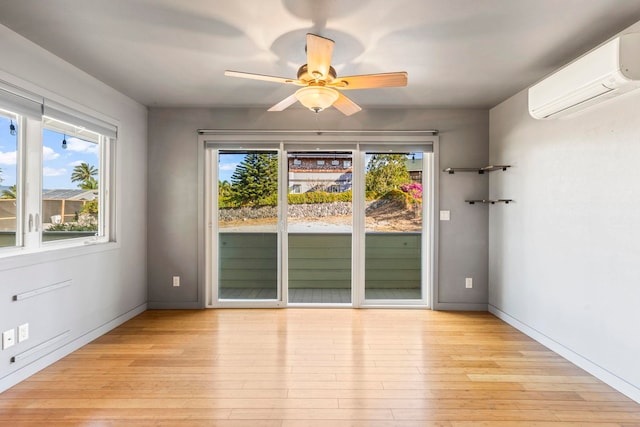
[297,64,337,84]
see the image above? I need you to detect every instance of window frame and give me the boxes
[40,119,113,247]
[0,109,23,250]
[0,80,117,259]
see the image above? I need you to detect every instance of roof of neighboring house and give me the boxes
[406,159,423,172]
[42,189,96,200]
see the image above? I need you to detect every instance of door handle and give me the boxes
[28,214,33,232]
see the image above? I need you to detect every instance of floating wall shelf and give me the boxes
[443,165,511,174]
[465,199,513,205]
[444,164,513,205]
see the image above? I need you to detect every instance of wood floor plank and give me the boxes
[0,308,638,425]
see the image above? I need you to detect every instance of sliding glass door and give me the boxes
[216,150,280,302]
[287,151,353,304]
[206,137,434,308]
[364,151,425,302]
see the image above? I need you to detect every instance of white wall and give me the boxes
[0,25,148,391]
[489,33,640,400]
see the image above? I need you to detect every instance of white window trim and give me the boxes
[38,127,113,249]
[0,78,118,259]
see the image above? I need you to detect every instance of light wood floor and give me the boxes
[1,309,639,426]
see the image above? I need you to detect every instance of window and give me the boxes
[0,82,116,256]
[0,110,19,248]
[41,124,103,242]
[291,184,301,194]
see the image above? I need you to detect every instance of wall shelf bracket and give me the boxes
[465,199,513,205]
[444,165,511,174]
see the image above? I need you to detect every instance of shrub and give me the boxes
[218,196,240,208]
[81,199,98,215]
[382,189,409,203]
[400,182,423,202]
[257,192,278,206]
[365,190,378,200]
[288,190,352,205]
[47,222,97,232]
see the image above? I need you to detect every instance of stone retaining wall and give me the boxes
[219,202,353,221]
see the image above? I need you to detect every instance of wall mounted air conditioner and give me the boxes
[528,33,640,119]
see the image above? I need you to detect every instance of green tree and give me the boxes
[71,163,98,189]
[1,184,16,199]
[230,153,278,206]
[79,176,98,190]
[365,154,411,196]
[218,180,232,198]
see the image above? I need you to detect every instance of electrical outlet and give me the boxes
[18,323,29,343]
[2,329,16,350]
[172,276,180,287]
[465,277,473,289]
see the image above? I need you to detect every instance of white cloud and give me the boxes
[66,137,98,155]
[42,146,60,161]
[43,167,67,177]
[68,160,85,167]
[0,150,17,165]
[220,162,239,171]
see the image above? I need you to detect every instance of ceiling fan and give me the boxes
[224,33,408,116]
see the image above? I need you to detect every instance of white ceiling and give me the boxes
[2,0,640,110]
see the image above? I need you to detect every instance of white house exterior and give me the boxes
[288,153,352,193]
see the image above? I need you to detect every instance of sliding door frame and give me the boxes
[358,144,435,308]
[200,130,439,309]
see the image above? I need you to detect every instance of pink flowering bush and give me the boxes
[400,182,422,202]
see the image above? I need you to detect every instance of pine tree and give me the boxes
[230,153,278,206]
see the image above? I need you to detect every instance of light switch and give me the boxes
[18,323,29,343]
[440,210,451,221]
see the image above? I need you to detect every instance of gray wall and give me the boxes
[489,26,640,401]
[0,24,148,391]
[147,107,489,309]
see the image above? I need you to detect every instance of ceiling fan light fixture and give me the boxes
[295,86,339,113]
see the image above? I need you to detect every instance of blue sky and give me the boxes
[0,116,99,189]
[218,153,244,183]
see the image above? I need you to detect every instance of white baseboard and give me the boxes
[0,303,147,393]
[434,302,488,311]
[488,304,640,404]
[148,301,204,309]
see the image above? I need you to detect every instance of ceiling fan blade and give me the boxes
[306,33,334,80]
[267,94,299,112]
[333,92,362,116]
[224,70,301,85]
[331,72,408,90]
